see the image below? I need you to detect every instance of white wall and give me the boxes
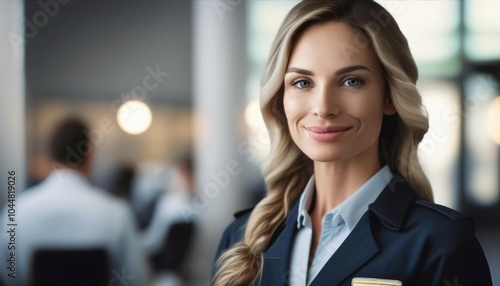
[0,0,25,208]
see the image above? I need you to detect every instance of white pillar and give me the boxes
[191,1,247,284]
[0,1,25,209]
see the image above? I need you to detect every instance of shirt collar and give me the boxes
[45,169,91,188]
[296,165,393,230]
[297,175,316,228]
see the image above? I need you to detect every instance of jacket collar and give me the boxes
[368,174,417,231]
[260,198,300,285]
[259,175,417,286]
[311,175,417,285]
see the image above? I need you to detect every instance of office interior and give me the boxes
[0,1,499,285]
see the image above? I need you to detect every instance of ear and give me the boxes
[383,96,397,115]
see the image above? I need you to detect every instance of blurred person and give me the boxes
[109,163,136,202]
[142,153,196,286]
[107,163,145,228]
[132,164,172,230]
[212,1,492,285]
[0,118,150,286]
[27,155,52,187]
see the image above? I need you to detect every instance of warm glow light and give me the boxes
[117,100,152,135]
[487,96,500,145]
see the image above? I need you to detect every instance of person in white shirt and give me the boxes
[141,155,196,255]
[0,118,150,286]
[142,154,196,286]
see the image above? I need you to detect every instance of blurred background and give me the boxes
[0,0,499,285]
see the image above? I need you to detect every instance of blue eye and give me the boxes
[292,79,311,89]
[342,77,364,87]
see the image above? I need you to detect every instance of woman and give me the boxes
[212,0,492,285]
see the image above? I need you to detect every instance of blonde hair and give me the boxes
[212,0,432,285]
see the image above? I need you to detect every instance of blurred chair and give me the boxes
[31,249,110,286]
[150,221,195,274]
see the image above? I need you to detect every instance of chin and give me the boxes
[302,150,347,163]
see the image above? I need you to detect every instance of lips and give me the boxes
[305,126,352,133]
[304,126,352,141]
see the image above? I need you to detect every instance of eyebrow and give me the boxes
[285,65,371,76]
[336,65,371,75]
[285,67,314,76]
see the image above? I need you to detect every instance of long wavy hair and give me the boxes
[212,0,432,285]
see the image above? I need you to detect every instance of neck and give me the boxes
[54,161,91,178]
[311,147,381,217]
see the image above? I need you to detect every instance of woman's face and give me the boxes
[283,21,395,163]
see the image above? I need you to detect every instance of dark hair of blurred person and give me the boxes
[49,117,94,174]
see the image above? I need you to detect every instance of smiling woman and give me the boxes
[283,22,395,168]
[212,0,493,285]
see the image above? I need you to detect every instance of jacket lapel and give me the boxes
[310,212,378,286]
[310,175,417,285]
[260,201,300,286]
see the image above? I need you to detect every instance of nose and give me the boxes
[312,84,339,118]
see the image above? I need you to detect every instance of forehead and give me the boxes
[288,21,380,71]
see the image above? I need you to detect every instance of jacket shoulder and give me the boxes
[414,199,470,222]
[410,201,491,284]
[225,207,252,241]
[233,206,254,219]
[214,208,253,259]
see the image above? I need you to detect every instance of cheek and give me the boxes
[343,98,372,115]
[283,94,306,122]
[356,103,385,136]
[351,92,385,117]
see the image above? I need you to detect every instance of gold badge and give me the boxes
[352,277,402,286]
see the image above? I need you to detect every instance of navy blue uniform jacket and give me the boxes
[214,176,492,285]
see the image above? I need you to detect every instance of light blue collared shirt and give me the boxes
[289,165,393,286]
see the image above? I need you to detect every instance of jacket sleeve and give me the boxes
[420,217,492,286]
